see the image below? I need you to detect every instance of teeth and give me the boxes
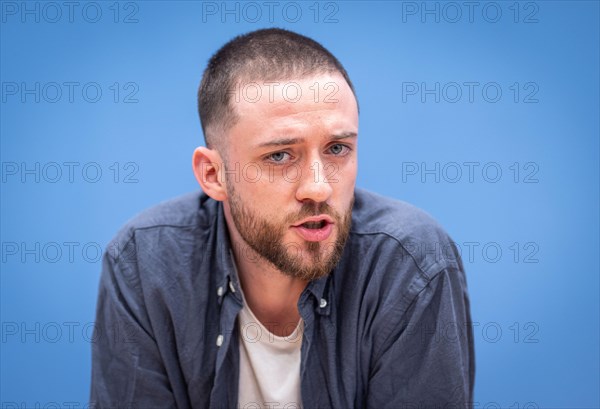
[303,221,324,229]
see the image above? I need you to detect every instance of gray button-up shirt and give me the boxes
[90,187,475,408]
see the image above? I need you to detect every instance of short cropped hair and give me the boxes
[197,28,357,150]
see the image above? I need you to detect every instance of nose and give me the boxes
[295,159,334,204]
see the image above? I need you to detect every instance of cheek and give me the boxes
[239,180,289,214]
[336,163,357,208]
[335,160,358,188]
[256,171,299,197]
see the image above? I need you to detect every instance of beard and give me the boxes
[227,184,353,282]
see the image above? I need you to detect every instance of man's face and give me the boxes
[221,73,359,281]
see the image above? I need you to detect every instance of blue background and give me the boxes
[1,1,598,407]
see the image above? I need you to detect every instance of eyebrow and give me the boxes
[255,132,357,149]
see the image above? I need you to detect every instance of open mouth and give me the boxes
[300,220,328,229]
[291,216,334,242]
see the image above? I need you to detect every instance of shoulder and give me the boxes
[106,190,216,263]
[344,189,469,359]
[119,190,213,231]
[350,187,461,278]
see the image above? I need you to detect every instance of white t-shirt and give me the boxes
[237,286,304,409]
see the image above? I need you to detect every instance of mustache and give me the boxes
[285,198,353,224]
[285,202,335,223]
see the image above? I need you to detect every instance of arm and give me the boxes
[366,265,475,408]
[90,240,177,408]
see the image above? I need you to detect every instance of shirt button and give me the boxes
[228,280,236,293]
[216,334,224,347]
[319,298,328,308]
[217,286,224,297]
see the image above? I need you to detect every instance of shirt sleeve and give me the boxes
[89,239,177,409]
[366,264,475,409]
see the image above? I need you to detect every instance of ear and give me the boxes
[192,146,228,201]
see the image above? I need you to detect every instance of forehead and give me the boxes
[226,73,358,150]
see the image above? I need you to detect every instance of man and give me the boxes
[90,28,474,408]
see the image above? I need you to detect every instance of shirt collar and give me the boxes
[214,200,243,304]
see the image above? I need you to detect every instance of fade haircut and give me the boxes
[197,28,357,151]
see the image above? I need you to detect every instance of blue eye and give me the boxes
[267,151,291,163]
[329,144,350,155]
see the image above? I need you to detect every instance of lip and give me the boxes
[290,214,335,242]
[291,222,334,242]
[292,215,335,227]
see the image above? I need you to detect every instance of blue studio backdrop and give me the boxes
[1,1,599,407]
